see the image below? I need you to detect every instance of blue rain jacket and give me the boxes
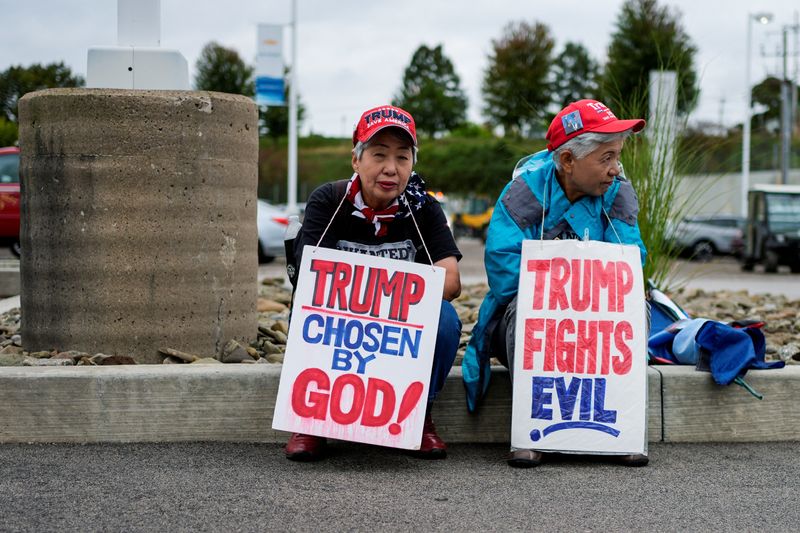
[461,149,647,412]
[648,318,784,385]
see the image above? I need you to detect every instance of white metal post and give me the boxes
[287,0,298,213]
[741,13,773,217]
[741,16,752,217]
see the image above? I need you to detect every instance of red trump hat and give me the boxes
[353,105,417,146]
[546,99,645,151]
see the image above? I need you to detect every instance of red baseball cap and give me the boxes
[546,99,645,151]
[352,105,417,147]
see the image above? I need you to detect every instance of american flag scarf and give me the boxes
[345,172,427,237]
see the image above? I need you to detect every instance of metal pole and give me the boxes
[794,12,799,134]
[741,15,753,216]
[287,0,298,213]
[794,12,799,133]
[780,27,790,185]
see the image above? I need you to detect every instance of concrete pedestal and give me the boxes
[18,88,258,363]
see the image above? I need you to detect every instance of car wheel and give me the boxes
[10,240,20,258]
[690,240,714,262]
[764,250,779,273]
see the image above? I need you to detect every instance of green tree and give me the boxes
[0,118,17,146]
[750,76,797,132]
[393,44,468,136]
[602,0,698,118]
[194,42,255,95]
[0,62,84,124]
[482,21,555,136]
[551,42,600,109]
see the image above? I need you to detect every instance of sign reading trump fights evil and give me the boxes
[511,240,647,454]
[272,246,444,450]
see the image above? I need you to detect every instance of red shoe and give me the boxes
[285,433,327,462]
[414,413,447,459]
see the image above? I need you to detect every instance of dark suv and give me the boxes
[0,147,20,257]
[741,185,800,273]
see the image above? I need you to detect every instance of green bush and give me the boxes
[0,119,18,147]
[258,134,547,203]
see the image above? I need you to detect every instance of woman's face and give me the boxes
[352,129,414,210]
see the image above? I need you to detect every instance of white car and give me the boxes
[257,199,290,264]
[671,215,745,261]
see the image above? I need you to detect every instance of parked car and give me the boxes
[0,147,20,257]
[741,185,800,273]
[671,214,744,261]
[257,199,290,264]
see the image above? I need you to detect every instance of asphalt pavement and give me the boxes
[1,441,797,532]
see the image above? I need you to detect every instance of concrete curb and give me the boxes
[0,365,797,444]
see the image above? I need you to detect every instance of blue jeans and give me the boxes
[428,300,462,402]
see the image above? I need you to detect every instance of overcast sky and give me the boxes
[2,0,798,137]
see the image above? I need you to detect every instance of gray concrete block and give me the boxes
[0,365,284,443]
[0,365,663,444]
[17,89,258,363]
[438,366,662,444]
[0,260,20,298]
[659,365,800,442]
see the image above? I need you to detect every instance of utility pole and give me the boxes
[287,0,299,213]
[780,20,800,185]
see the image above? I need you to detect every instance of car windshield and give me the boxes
[766,193,800,233]
[0,153,19,184]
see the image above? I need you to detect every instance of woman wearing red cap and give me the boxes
[462,99,650,468]
[284,105,462,461]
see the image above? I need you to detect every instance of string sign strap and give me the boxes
[602,207,626,254]
[402,192,436,270]
[315,175,354,249]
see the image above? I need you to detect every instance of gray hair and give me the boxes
[353,129,418,164]
[552,131,632,172]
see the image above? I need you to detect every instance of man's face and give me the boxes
[560,139,624,202]
[352,129,414,210]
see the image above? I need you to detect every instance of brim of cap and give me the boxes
[590,118,646,134]
[355,123,417,146]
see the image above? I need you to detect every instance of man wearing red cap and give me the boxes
[462,99,649,468]
[284,105,462,461]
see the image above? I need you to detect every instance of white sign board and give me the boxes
[255,24,285,106]
[511,240,647,454]
[273,246,445,450]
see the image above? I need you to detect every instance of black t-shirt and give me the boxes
[294,180,461,268]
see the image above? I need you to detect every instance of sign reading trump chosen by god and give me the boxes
[272,246,445,450]
[511,240,647,455]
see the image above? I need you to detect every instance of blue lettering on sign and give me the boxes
[301,314,421,358]
[330,348,376,374]
[531,377,554,420]
[380,325,401,355]
[530,376,619,441]
[302,314,324,343]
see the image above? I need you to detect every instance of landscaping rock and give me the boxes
[191,357,223,365]
[0,353,26,366]
[23,356,74,366]
[158,347,199,363]
[221,340,255,363]
[257,298,287,313]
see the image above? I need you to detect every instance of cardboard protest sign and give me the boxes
[511,240,647,454]
[272,246,445,450]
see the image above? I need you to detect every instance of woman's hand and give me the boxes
[434,256,461,301]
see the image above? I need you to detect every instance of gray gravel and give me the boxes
[0,442,797,532]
